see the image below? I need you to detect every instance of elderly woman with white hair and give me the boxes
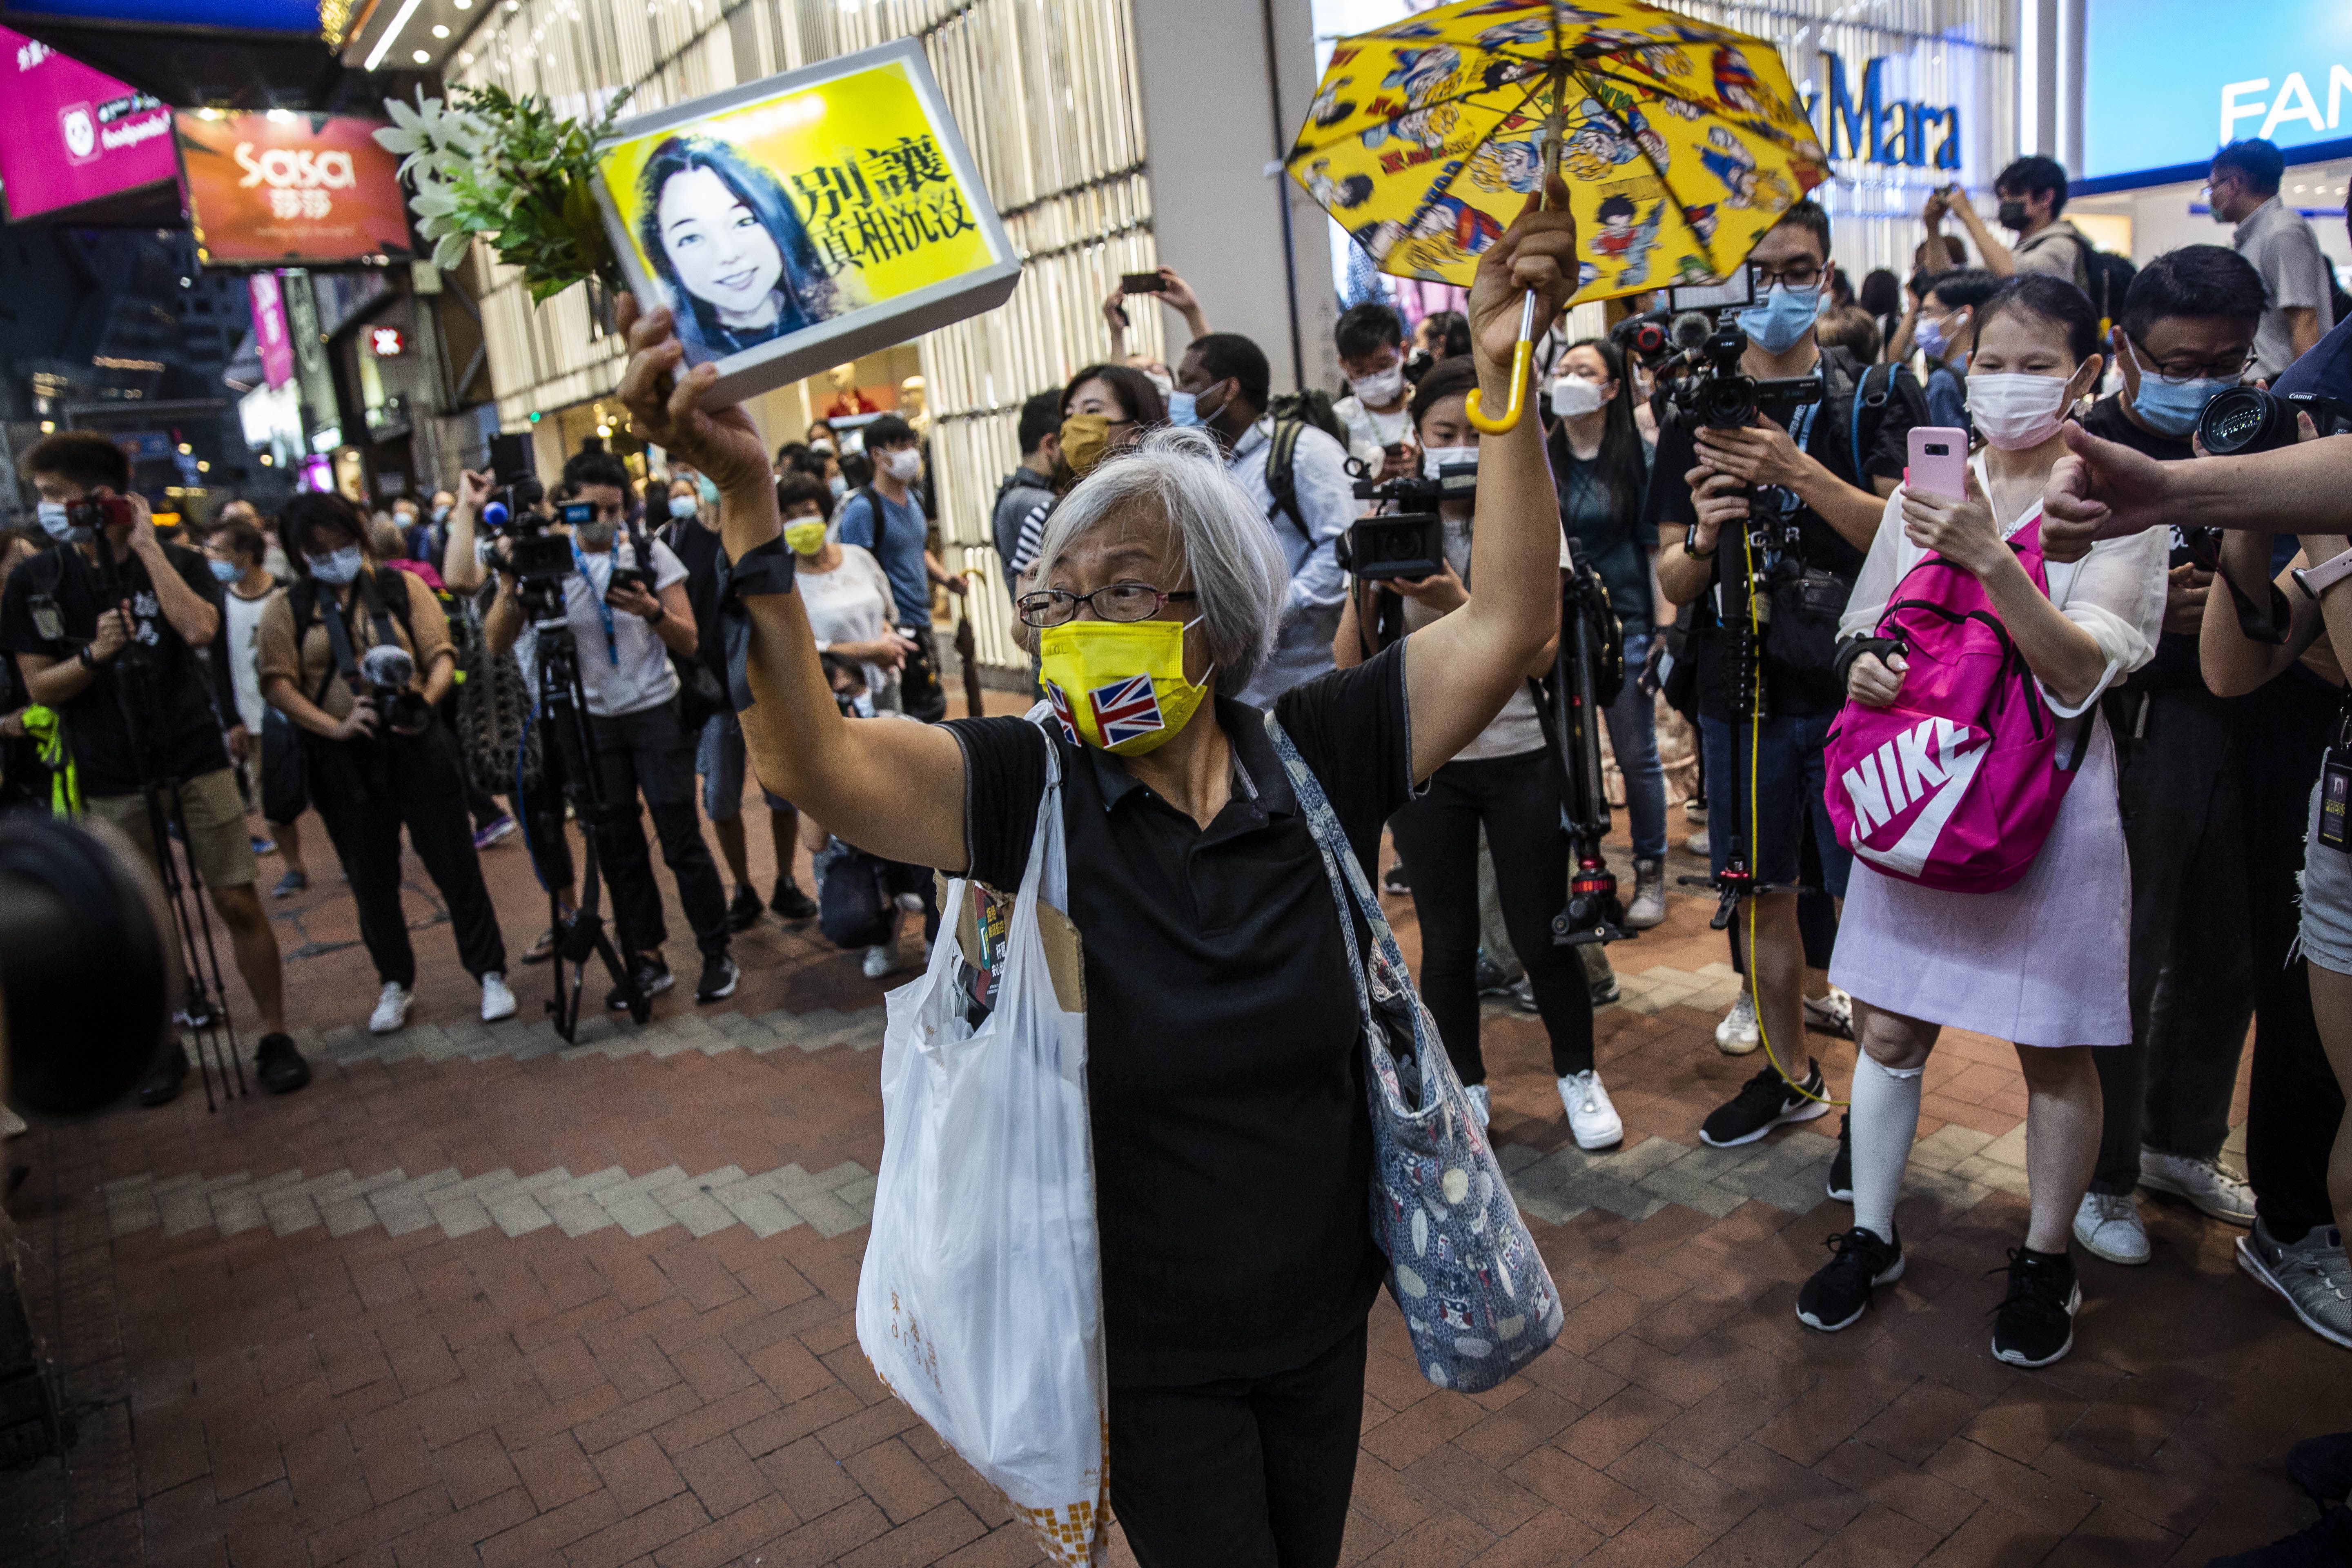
[615,188,1577,1565]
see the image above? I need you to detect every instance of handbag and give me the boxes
[1263,712,1565,1392]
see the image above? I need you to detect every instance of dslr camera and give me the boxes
[1341,461,1474,581]
[2196,385,2352,456]
[356,644,432,734]
[64,493,137,534]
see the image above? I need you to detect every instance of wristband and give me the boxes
[2294,544,2352,600]
[719,538,797,714]
[77,645,99,670]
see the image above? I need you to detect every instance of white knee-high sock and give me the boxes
[1849,1054,1924,1245]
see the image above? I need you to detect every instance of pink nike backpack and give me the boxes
[1822,512,2089,893]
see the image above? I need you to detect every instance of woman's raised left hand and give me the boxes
[1901,467,2008,576]
[614,295,773,500]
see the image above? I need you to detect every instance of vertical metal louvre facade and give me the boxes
[452,0,1154,669]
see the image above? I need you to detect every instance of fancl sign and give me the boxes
[2084,0,2352,186]
[1803,52,1963,171]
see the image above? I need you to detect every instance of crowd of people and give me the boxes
[6,131,2352,1565]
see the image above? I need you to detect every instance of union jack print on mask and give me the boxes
[1087,673,1164,748]
[1045,683,1080,744]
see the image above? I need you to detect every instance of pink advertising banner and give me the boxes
[247,272,293,389]
[0,25,178,220]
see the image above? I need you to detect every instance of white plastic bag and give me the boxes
[855,731,1108,1564]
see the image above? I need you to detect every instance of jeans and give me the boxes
[1697,710,1851,898]
[304,720,506,987]
[2092,685,2251,1194]
[1108,1317,1365,1568]
[590,699,731,960]
[1388,747,1595,1082]
[1603,629,1668,860]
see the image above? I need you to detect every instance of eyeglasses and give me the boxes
[1016,581,1196,628]
[1749,260,1822,290]
[2128,338,2258,384]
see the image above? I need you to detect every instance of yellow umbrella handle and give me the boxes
[1466,290,1539,434]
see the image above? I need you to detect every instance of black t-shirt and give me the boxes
[947,644,1415,1387]
[2079,395,2200,694]
[0,540,229,795]
[1644,350,1923,718]
[663,519,731,689]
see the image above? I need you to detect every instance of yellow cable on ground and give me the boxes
[1740,512,1847,1109]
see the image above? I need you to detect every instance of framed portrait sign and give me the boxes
[592,38,1020,407]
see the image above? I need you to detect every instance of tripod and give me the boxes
[89,541,247,1110]
[1546,573,1633,949]
[518,582,648,1041]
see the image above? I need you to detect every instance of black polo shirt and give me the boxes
[947,644,1414,1388]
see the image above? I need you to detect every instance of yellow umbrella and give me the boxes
[1289,0,1830,430]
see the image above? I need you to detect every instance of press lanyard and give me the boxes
[572,540,620,666]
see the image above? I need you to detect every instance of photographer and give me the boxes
[201,518,313,898]
[1650,201,1924,1137]
[483,448,740,1007]
[1332,356,1605,1145]
[258,493,514,1034]
[1,431,302,1102]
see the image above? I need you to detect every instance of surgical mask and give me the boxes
[1059,413,1114,478]
[306,546,363,585]
[1143,370,1174,402]
[881,448,923,484]
[1915,308,1967,363]
[1423,445,1477,478]
[36,501,75,541]
[1965,372,2075,450]
[828,474,849,499]
[1549,376,1605,419]
[1037,617,1211,758]
[1997,199,2029,231]
[2125,340,2236,437]
[669,493,699,520]
[808,437,836,454]
[695,473,721,508]
[1735,283,1822,355]
[573,518,616,549]
[431,503,451,524]
[783,518,828,555]
[1350,364,1406,406]
[208,558,242,584]
[1167,379,1227,430]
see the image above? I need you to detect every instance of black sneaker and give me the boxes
[1991,1247,2081,1367]
[1827,1113,1854,1202]
[1475,952,1510,996]
[1701,1058,1832,1147]
[696,952,740,1002]
[1383,862,1411,897]
[770,875,817,921]
[1590,969,1621,1007]
[138,1042,189,1108]
[726,884,764,932]
[255,1033,311,1095]
[2202,1504,2352,1566]
[1796,1226,1903,1331]
[606,954,674,1011]
[2287,1431,2352,1508]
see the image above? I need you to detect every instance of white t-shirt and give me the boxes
[1398,514,1574,761]
[800,544,901,709]
[515,537,689,719]
[220,584,275,732]
[1336,392,1414,470]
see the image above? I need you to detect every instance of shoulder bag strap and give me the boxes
[1261,710,1403,1040]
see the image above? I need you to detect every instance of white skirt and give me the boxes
[1829,713,2131,1048]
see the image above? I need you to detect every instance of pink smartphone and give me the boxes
[1906,426,1969,501]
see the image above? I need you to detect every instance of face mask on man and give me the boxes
[669,492,699,520]
[2123,339,2236,437]
[208,558,242,584]
[306,546,364,585]
[1037,617,1211,758]
[1549,376,1606,419]
[36,500,76,541]
[1735,283,1822,355]
[828,474,849,499]
[881,447,923,484]
[1166,378,1228,430]
[1350,363,1407,407]
[1143,370,1175,402]
[1997,198,2030,231]
[431,503,451,525]
[1964,372,2079,450]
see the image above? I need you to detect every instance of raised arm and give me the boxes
[1401,179,1576,782]
[614,298,970,872]
[441,469,492,590]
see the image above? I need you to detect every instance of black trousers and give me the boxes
[590,699,729,960]
[1108,1318,1366,1568]
[1388,747,1595,1081]
[517,735,574,895]
[305,718,507,987]
[2094,685,2252,1193]
[2237,674,2345,1241]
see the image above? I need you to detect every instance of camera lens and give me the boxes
[2198,385,2291,456]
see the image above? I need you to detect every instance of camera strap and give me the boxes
[304,572,403,707]
[2181,528,2293,646]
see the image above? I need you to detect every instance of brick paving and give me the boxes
[4,738,2348,1567]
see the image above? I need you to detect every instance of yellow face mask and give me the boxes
[1037,617,1211,757]
[783,518,827,555]
[1058,413,1114,479]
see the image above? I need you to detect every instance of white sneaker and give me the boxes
[1559,1069,1624,1150]
[861,944,893,980]
[480,971,517,1023]
[1464,1082,1491,1129]
[1715,993,1760,1054]
[2138,1150,2256,1226]
[368,982,413,1035]
[1685,829,1711,858]
[1803,987,1855,1040]
[2072,1191,2151,1265]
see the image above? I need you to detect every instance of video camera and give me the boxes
[2197,385,2352,456]
[356,643,432,734]
[1341,461,1474,581]
[1663,318,1825,433]
[63,493,136,535]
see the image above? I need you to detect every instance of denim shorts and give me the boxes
[2302,779,2352,975]
[1698,710,1851,900]
[695,711,792,819]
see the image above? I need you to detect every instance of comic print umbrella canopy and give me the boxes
[1287,0,1831,305]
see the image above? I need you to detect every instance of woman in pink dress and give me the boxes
[1797,275,2166,1365]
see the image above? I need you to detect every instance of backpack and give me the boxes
[1822,505,2089,893]
[2081,247,2137,337]
[1263,390,1351,542]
